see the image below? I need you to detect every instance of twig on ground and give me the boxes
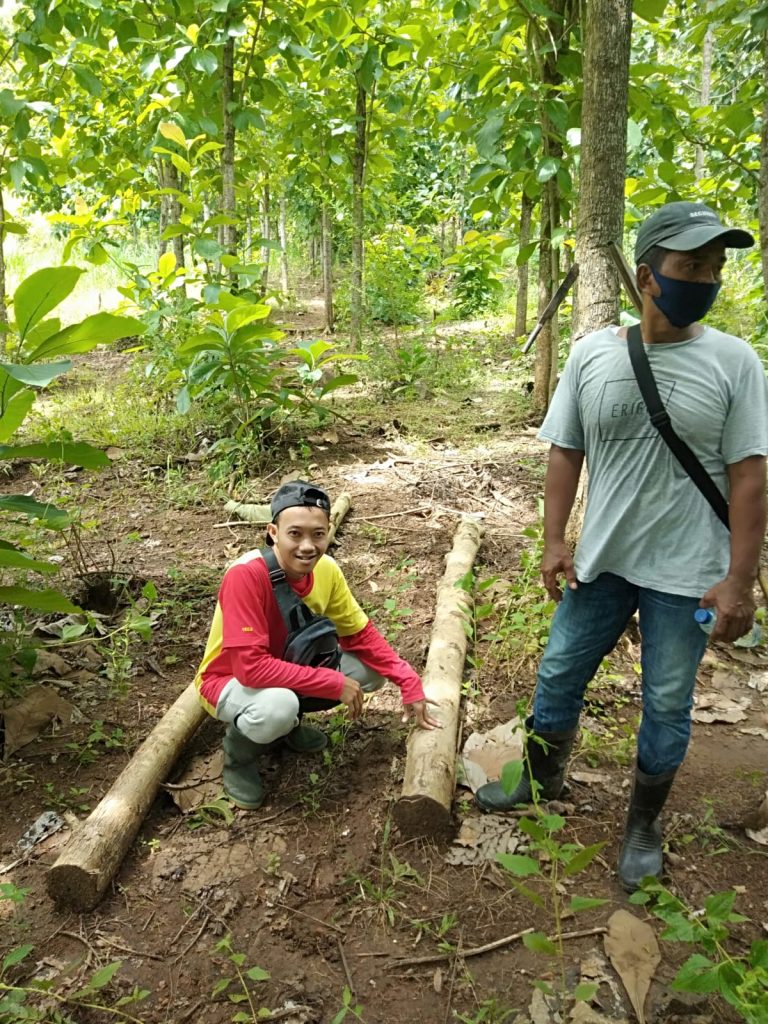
[261,1007,315,1021]
[443,929,463,1024]
[95,931,165,961]
[274,901,345,935]
[172,912,211,964]
[352,505,431,521]
[337,937,355,997]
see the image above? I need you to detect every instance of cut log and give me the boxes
[394,517,484,838]
[47,493,352,911]
[224,491,350,546]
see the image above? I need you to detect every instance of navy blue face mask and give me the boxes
[650,268,721,329]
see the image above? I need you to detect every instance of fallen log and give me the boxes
[47,493,352,911]
[393,517,484,838]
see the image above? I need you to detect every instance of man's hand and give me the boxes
[541,541,578,602]
[700,575,756,643]
[402,699,442,730]
[340,676,364,719]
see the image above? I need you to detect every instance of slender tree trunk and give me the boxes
[573,0,632,339]
[165,162,186,296]
[515,193,534,339]
[761,33,768,294]
[221,34,237,262]
[533,190,557,419]
[349,79,368,348]
[0,186,6,335]
[260,181,271,292]
[156,159,169,258]
[321,200,334,333]
[279,195,289,295]
[310,233,318,279]
[695,23,714,179]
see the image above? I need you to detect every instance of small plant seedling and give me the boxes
[331,985,365,1023]
[210,934,271,1023]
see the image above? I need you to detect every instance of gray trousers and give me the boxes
[215,653,384,744]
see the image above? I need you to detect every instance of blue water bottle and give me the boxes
[694,608,762,648]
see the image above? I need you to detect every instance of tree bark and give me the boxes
[321,200,334,332]
[760,33,768,294]
[221,34,237,261]
[695,22,714,180]
[260,180,271,293]
[515,193,534,339]
[279,195,290,295]
[0,186,7,335]
[532,190,558,419]
[573,0,631,339]
[394,518,484,838]
[156,159,169,258]
[349,79,368,348]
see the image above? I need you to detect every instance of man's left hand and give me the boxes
[700,575,757,642]
[402,700,442,730]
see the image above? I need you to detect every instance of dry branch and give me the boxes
[47,494,352,911]
[393,517,484,838]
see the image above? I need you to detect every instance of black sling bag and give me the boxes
[626,323,730,531]
[260,546,342,670]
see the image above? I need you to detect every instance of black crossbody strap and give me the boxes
[260,546,314,629]
[627,323,729,530]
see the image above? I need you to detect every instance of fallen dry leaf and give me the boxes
[745,790,768,846]
[604,909,660,1024]
[692,691,750,724]
[458,716,525,791]
[165,749,224,812]
[0,686,75,758]
[444,814,521,865]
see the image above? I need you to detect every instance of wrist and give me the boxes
[726,568,758,586]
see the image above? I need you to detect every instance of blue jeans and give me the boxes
[533,573,708,775]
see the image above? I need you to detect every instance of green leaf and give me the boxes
[0,389,35,442]
[0,548,57,573]
[191,48,218,74]
[176,385,191,414]
[704,890,737,922]
[500,759,524,797]
[0,587,81,613]
[13,267,84,340]
[0,442,109,469]
[319,373,358,396]
[194,237,225,260]
[574,981,598,1002]
[245,966,270,981]
[522,931,557,956]
[177,332,226,355]
[476,114,504,159]
[158,251,176,278]
[226,304,272,332]
[562,842,605,877]
[0,495,71,528]
[496,853,540,877]
[536,157,560,183]
[27,313,146,361]
[568,896,608,913]
[80,960,123,992]
[0,360,71,387]
[672,953,720,994]
[633,0,670,22]
[2,944,34,970]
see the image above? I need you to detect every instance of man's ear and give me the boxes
[266,522,279,544]
[636,263,657,296]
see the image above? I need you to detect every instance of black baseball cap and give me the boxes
[634,201,753,264]
[265,481,331,545]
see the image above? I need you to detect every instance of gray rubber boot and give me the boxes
[284,723,328,753]
[475,717,578,812]
[618,766,677,891]
[222,725,270,810]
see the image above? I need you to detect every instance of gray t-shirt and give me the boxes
[539,326,768,597]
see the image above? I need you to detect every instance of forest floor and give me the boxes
[1,314,767,1024]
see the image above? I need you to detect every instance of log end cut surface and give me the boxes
[46,863,103,912]
[393,794,454,840]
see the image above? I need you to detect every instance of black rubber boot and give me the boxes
[222,724,269,810]
[475,717,578,812]
[618,766,676,891]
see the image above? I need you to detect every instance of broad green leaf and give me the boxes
[568,896,608,913]
[27,313,146,361]
[176,385,191,414]
[0,360,71,387]
[500,759,524,797]
[633,0,670,22]
[0,495,70,528]
[2,944,34,970]
[191,48,218,74]
[13,267,84,340]
[158,251,176,277]
[0,549,57,573]
[78,960,123,993]
[518,816,547,841]
[522,931,557,956]
[24,317,62,352]
[0,389,35,442]
[671,953,719,994]
[496,853,540,877]
[574,982,599,1002]
[476,114,504,160]
[562,842,606,877]
[0,442,109,469]
[159,122,186,149]
[750,940,768,969]
[0,587,81,613]
[226,304,272,332]
[177,332,226,355]
[320,373,358,396]
[194,237,225,260]
[245,966,270,981]
[704,890,736,922]
[536,157,560,183]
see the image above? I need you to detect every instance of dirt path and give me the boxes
[1,350,766,1024]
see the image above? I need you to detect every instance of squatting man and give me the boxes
[195,481,440,809]
[477,201,768,891]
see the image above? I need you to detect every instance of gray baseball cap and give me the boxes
[634,201,753,264]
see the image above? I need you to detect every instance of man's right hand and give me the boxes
[340,676,364,719]
[541,541,578,602]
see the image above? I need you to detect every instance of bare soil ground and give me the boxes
[1,345,767,1024]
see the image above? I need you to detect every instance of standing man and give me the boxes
[195,480,439,809]
[477,202,768,889]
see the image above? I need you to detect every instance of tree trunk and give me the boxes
[759,33,768,293]
[321,200,334,333]
[165,161,186,296]
[533,191,557,419]
[279,196,290,295]
[0,186,7,335]
[156,159,169,258]
[221,34,237,261]
[572,0,631,339]
[309,233,318,279]
[695,22,714,179]
[394,518,484,839]
[349,79,368,348]
[260,181,271,293]
[515,193,534,339]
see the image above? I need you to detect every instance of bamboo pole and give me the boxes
[47,494,352,910]
[393,517,484,838]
